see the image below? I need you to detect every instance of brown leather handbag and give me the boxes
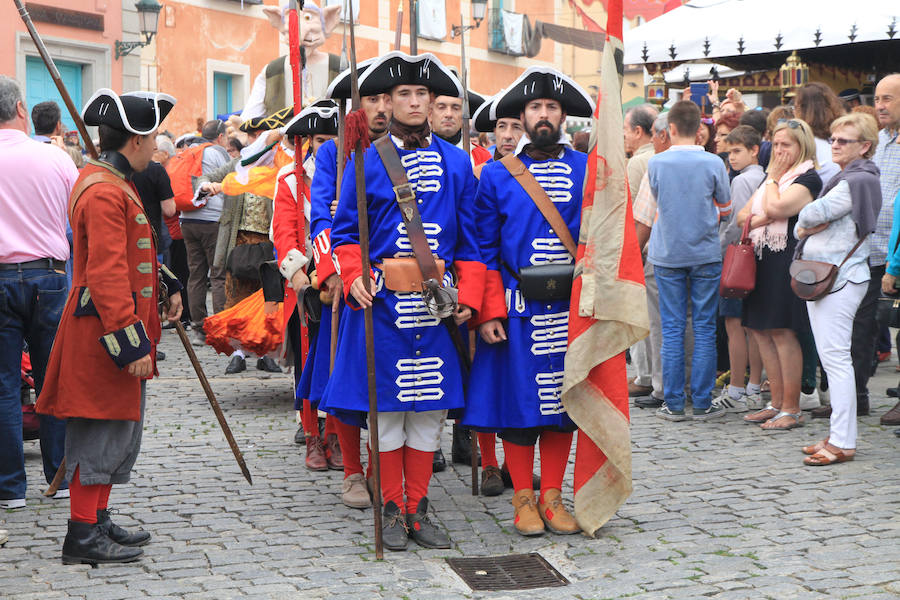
[789,235,866,301]
[719,216,756,299]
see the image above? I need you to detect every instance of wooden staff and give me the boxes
[394,2,404,51]
[408,0,418,55]
[348,14,383,559]
[329,97,346,373]
[457,7,479,497]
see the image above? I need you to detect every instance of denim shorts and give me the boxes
[719,295,743,319]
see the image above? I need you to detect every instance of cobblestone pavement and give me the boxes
[3,326,900,600]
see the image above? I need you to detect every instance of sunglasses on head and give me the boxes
[700,117,714,125]
[776,118,802,129]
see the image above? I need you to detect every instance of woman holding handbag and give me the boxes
[736,119,822,430]
[795,113,881,466]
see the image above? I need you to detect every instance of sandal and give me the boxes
[804,447,854,466]
[744,404,778,423]
[802,438,828,455]
[761,411,803,431]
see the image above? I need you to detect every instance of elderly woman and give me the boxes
[798,113,881,465]
[737,119,823,430]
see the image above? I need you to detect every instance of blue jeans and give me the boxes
[0,267,68,500]
[654,262,721,412]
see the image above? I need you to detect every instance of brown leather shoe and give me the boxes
[538,489,580,535]
[305,435,328,471]
[628,382,652,397]
[881,400,900,426]
[326,433,343,471]
[511,489,544,536]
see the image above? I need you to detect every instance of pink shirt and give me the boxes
[0,129,79,263]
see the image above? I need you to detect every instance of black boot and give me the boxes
[432,449,447,473]
[451,424,480,466]
[256,356,282,373]
[406,497,450,549]
[61,520,143,566]
[382,501,409,551]
[500,463,541,490]
[293,425,304,444]
[96,509,150,547]
[225,355,246,374]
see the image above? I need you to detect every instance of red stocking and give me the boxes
[478,432,499,468]
[501,439,536,493]
[379,448,404,510]
[335,419,362,478]
[323,414,336,437]
[538,430,573,503]
[403,446,433,514]
[97,484,112,510]
[301,398,318,437]
[69,466,101,524]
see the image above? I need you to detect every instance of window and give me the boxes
[213,73,233,118]
[417,0,447,40]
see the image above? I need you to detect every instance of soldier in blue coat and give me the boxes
[461,67,594,537]
[321,52,485,551]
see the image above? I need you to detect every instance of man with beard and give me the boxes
[36,88,183,564]
[320,52,484,551]
[461,67,594,537]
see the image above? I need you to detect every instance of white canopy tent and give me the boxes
[623,0,898,66]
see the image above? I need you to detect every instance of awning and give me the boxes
[623,0,899,70]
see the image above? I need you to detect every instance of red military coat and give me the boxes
[37,161,168,422]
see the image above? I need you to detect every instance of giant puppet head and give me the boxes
[262,1,341,57]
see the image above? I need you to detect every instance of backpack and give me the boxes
[166,143,212,212]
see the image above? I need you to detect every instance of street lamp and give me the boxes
[115,0,163,60]
[451,0,488,38]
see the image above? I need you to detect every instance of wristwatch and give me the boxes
[765,179,778,185]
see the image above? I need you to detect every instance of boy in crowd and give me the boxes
[714,125,766,413]
[647,100,731,421]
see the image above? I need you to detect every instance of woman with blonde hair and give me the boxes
[737,119,823,430]
[796,112,881,465]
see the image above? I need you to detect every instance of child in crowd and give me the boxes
[647,100,732,421]
[715,126,766,412]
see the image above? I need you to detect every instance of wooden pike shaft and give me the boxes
[14,0,97,158]
[348,14,384,560]
[394,2,403,51]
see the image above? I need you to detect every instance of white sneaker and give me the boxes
[51,488,69,500]
[744,391,765,410]
[712,389,749,413]
[799,388,821,410]
[0,498,25,510]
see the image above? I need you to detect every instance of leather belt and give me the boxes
[0,258,66,271]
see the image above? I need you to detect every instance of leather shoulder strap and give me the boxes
[69,171,138,220]
[372,135,442,282]
[499,154,577,258]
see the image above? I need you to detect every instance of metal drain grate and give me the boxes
[446,553,569,591]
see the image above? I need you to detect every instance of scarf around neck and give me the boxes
[748,159,814,256]
[523,143,563,161]
[819,158,882,236]
[390,120,431,149]
[436,129,462,146]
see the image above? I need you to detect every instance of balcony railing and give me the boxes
[487,8,526,56]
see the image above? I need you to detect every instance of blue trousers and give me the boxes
[654,262,721,411]
[0,267,68,500]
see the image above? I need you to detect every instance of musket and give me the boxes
[348,13,384,559]
[408,0,418,55]
[457,7,479,497]
[18,0,253,495]
[14,0,97,159]
[394,2,404,51]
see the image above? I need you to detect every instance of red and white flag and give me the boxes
[562,0,649,536]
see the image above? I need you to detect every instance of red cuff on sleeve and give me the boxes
[454,260,486,314]
[333,244,375,310]
[472,269,507,327]
[313,229,337,286]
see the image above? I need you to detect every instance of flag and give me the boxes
[561,0,649,537]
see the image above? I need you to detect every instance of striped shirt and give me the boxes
[871,128,900,265]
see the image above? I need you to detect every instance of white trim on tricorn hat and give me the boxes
[283,99,339,137]
[472,90,523,133]
[82,88,176,135]
[489,67,593,120]
[325,57,378,100]
[356,51,463,98]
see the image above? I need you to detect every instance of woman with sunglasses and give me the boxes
[794,113,881,465]
[737,119,823,430]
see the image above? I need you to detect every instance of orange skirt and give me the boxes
[204,289,284,357]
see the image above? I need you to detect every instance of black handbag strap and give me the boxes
[373,135,443,283]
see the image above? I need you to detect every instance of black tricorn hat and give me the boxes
[490,67,594,120]
[445,66,487,115]
[325,57,378,100]
[357,52,463,98]
[284,99,339,137]
[472,91,522,133]
[241,106,294,132]
[82,89,176,135]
